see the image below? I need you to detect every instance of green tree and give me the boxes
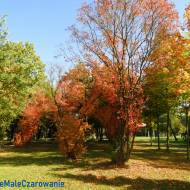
[144,33,190,150]
[0,42,45,138]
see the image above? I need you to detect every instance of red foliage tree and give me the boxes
[15,65,91,159]
[81,65,144,140]
[14,92,56,146]
[55,66,91,158]
[70,0,178,165]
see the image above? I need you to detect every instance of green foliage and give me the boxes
[144,33,190,122]
[171,115,185,134]
[0,42,45,133]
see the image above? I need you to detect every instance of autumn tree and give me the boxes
[144,32,190,150]
[55,64,91,158]
[14,91,56,146]
[15,64,91,159]
[69,0,178,165]
[80,65,144,144]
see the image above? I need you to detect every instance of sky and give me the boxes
[0,0,189,66]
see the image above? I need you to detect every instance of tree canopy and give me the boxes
[0,41,45,135]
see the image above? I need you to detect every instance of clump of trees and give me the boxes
[0,16,45,141]
[14,65,92,159]
[68,0,179,165]
[144,33,190,150]
[1,0,190,165]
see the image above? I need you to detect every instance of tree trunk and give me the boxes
[185,109,189,160]
[115,126,136,165]
[166,111,170,151]
[128,134,136,158]
[157,118,160,150]
[115,119,132,166]
[0,141,4,150]
[187,126,190,160]
[150,128,153,146]
[115,121,126,165]
[115,147,126,165]
[169,122,178,141]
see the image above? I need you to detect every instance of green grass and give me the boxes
[0,138,190,190]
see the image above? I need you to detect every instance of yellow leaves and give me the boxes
[145,31,190,108]
[183,70,190,81]
[162,68,169,74]
[151,33,190,76]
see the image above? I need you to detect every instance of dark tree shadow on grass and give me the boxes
[131,148,190,171]
[2,141,59,153]
[0,155,65,166]
[52,173,190,190]
[0,141,189,171]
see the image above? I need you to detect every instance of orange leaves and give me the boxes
[147,32,190,99]
[57,115,90,159]
[56,64,90,114]
[15,66,91,159]
[96,0,112,16]
[144,32,190,121]
[140,0,178,28]
[54,65,92,158]
[80,64,144,138]
[128,102,143,134]
[56,80,85,112]
[14,92,56,146]
[92,65,118,104]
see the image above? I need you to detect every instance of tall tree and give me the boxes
[144,33,190,150]
[69,0,178,165]
[0,42,45,137]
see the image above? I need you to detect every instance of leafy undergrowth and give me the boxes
[0,138,190,190]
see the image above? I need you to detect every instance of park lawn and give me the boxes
[0,138,190,190]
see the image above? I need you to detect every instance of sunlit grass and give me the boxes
[0,138,189,190]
